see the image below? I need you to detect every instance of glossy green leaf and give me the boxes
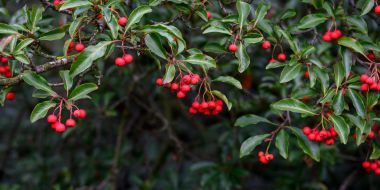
[60,0,93,11]
[329,114,350,144]
[236,42,250,73]
[184,54,216,69]
[240,134,270,158]
[203,26,231,35]
[213,76,242,89]
[0,23,18,34]
[347,88,366,118]
[125,5,152,31]
[236,0,251,30]
[297,13,327,29]
[210,90,232,110]
[39,26,67,41]
[275,129,289,159]
[370,144,380,160]
[59,70,73,91]
[280,64,302,83]
[234,114,274,127]
[332,90,344,115]
[145,33,167,59]
[360,0,374,16]
[163,64,176,84]
[271,98,317,115]
[290,127,320,161]
[337,37,365,56]
[333,62,345,88]
[30,101,56,123]
[22,72,56,96]
[14,38,34,53]
[69,83,98,101]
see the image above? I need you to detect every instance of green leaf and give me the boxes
[329,114,350,144]
[313,67,330,95]
[39,26,67,41]
[14,53,30,64]
[203,26,232,35]
[337,37,365,56]
[243,33,263,44]
[22,72,56,96]
[297,13,327,29]
[145,33,167,59]
[347,88,366,118]
[70,41,113,77]
[234,114,274,127]
[163,64,176,84]
[236,42,250,73]
[346,16,368,34]
[333,62,345,88]
[360,0,374,16]
[24,5,44,33]
[370,144,380,160]
[271,98,317,115]
[341,48,352,79]
[30,101,56,123]
[184,54,216,69]
[210,90,232,110]
[277,28,298,53]
[213,76,242,89]
[236,0,251,30]
[59,70,73,91]
[0,23,18,34]
[290,127,320,161]
[60,0,93,11]
[279,64,302,83]
[69,83,98,101]
[332,90,344,115]
[254,4,268,27]
[280,9,296,20]
[275,129,289,159]
[240,134,270,158]
[69,16,84,38]
[14,38,34,53]
[125,5,152,31]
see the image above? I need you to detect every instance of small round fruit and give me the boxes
[5,92,15,100]
[118,17,128,26]
[192,102,200,109]
[115,57,126,67]
[156,78,163,86]
[261,41,271,49]
[65,119,76,127]
[170,83,179,91]
[322,31,332,42]
[303,126,312,135]
[74,109,87,119]
[123,54,133,64]
[55,122,66,133]
[47,114,58,123]
[330,29,342,39]
[75,43,85,52]
[0,56,8,63]
[360,74,369,82]
[228,44,238,52]
[176,91,186,99]
[180,85,190,92]
[207,11,212,19]
[277,53,286,61]
[375,5,380,15]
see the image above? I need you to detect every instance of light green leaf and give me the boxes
[39,26,67,41]
[14,38,34,53]
[297,13,327,29]
[275,129,289,159]
[203,26,232,35]
[0,23,18,34]
[30,101,56,123]
[22,72,56,96]
[184,54,216,68]
[337,37,365,56]
[280,64,302,83]
[234,114,274,127]
[360,0,374,16]
[271,98,317,115]
[69,83,98,101]
[240,134,270,158]
[125,5,152,30]
[213,76,242,89]
[347,88,366,118]
[60,0,93,11]
[163,64,176,84]
[236,0,251,30]
[145,33,167,59]
[236,42,250,73]
[59,70,73,91]
[329,114,350,144]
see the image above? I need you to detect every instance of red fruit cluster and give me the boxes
[188,99,224,116]
[114,53,133,67]
[258,151,274,164]
[303,126,337,145]
[322,29,342,42]
[362,160,380,175]
[67,42,85,54]
[118,17,128,26]
[375,5,380,15]
[0,55,12,78]
[47,109,86,133]
[156,74,200,99]
[359,74,380,92]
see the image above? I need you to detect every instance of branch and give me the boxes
[0,58,73,86]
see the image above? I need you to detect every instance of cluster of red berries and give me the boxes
[47,109,86,133]
[375,5,380,15]
[362,160,380,175]
[0,55,12,78]
[258,151,274,164]
[303,126,338,145]
[322,29,342,42]
[118,16,128,26]
[67,41,85,54]
[188,99,224,116]
[155,74,200,99]
[359,74,380,92]
[114,53,133,66]
[268,53,287,63]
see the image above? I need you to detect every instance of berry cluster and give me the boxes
[67,41,85,54]
[189,99,224,116]
[303,126,338,145]
[47,109,86,133]
[156,74,200,99]
[359,74,380,92]
[322,29,342,42]
[362,160,380,175]
[0,55,12,78]
[258,151,274,164]
[114,53,133,67]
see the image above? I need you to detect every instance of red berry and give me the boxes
[207,11,212,19]
[192,102,200,108]
[5,92,15,100]
[69,41,75,48]
[266,154,274,160]
[170,83,179,91]
[115,57,126,67]
[75,43,85,52]
[53,0,61,6]
[215,99,223,106]
[322,31,332,42]
[261,41,271,49]
[189,107,197,114]
[228,44,238,52]
[182,75,191,84]
[308,133,316,140]
[367,52,376,60]
[180,85,190,92]
[360,83,369,91]
[176,91,186,99]
[268,58,276,64]
[330,29,342,39]
[118,17,128,26]
[368,131,375,139]
[47,114,58,123]
[304,71,309,78]
[366,77,374,84]
[123,54,133,64]
[362,161,371,168]
[65,119,76,127]
[375,168,380,175]
[201,101,208,109]
[208,101,216,109]
[74,109,86,119]
[258,151,265,157]
[303,126,312,135]
[190,77,199,85]
[54,122,66,133]
[360,74,369,82]
[156,78,163,86]
[375,5,380,15]
[371,83,378,90]
[277,53,286,61]
[0,56,8,63]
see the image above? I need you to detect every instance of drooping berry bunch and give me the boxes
[156,74,200,99]
[322,29,342,42]
[359,74,380,92]
[362,160,380,175]
[114,53,133,67]
[189,99,224,116]
[258,151,274,164]
[46,100,87,133]
[303,126,338,145]
[0,55,12,78]
[67,41,85,54]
